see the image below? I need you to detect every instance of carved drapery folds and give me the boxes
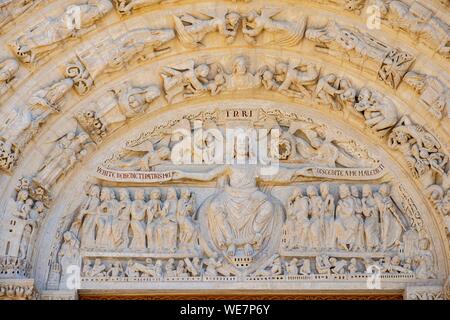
[305,21,415,89]
[0,178,49,277]
[377,0,450,59]
[0,78,73,173]
[75,82,161,143]
[65,28,175,95]
[403,71,449,120]
[0,280,35,300]
[0,0,449,300]
[42,108,440,294]
[10,0,113,64]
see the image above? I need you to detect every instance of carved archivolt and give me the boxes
[0,0,448,300]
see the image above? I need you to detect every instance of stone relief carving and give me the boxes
[403,71,449,119]
[103,108,379,172]
[354,87,399,137]
[174,10,241,47]
[52,179,435,285]
[10,0,113,64]
[114,0,179,15]
[65,28,175,95]
[377,0,450,58]
[0,178,48,277]
[173,8,306,47]
[0,58,19,96]
[306,21,415,89]
[66,186,200,254]
[75,82,161,143]
[388,116,448,187]
[0,0,37,31]
[312,0,366,13]
[242,8,307,46]
[33,130,94,191]
[0,78,74,172]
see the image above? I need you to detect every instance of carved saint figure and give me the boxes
[374,184,405,251]
[0,58,19,96]
[77,185,101,249]
[130,189,147,250]
[58,231,80,289]
[361,185,380,251]
[95,188,119,249]
[174,10,241,47]
[146,189,162,251]
[115,82,161,118]
[173,142,308,258]
[242,8,306,46]
[0,78,73,149]
[112,189,131,249]
[224,56,264,91]
[177,189,197,250]
[335,184,359,251]
[414,238,436,280]
[11,0,113,63]
[34,131,91,190]
[307,186,323,250]
[284,189,300,250]
[159,188,178,253]
[320,183,335,250]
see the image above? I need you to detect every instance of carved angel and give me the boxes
[174,9,241,47]
[242,8,307,46]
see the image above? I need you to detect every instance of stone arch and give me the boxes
[0,0,448,300]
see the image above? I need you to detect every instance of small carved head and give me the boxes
[166,187,178,200]
[149,189,160,200]
[338,184,350,198]
[319,183,329,196]
[362,185,372,197]
[306,185,318,197]
[379,183,390,197]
